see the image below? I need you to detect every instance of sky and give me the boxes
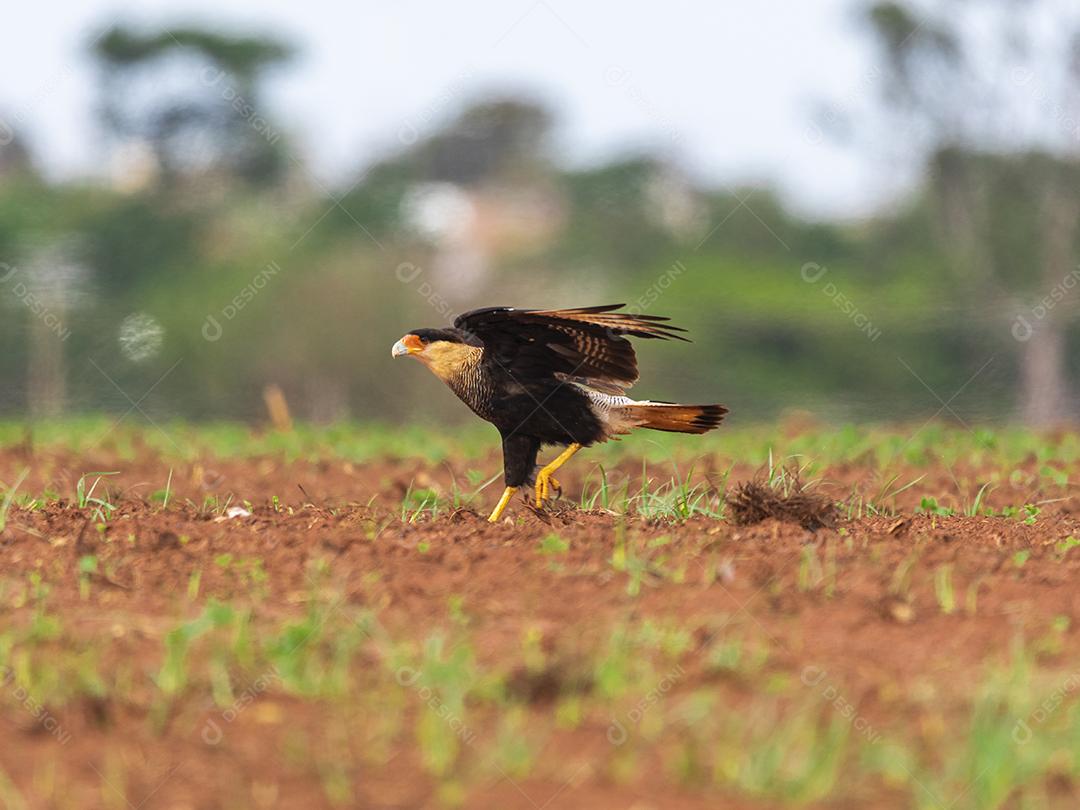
[2,0,904,218]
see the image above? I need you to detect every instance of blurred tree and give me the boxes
[862,0,1080,425]
[0,130,37,182]
[91,24,295,186]
[417,98,554,185]
[82,195,202,297]
[557,157,679,268]
[333,98,556,245]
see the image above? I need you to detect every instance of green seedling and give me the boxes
[150,468,173,507]
[917,496,954,517]
[400,484,442,523]
[934,564,955,614]
[965,482,993,516]
[1055,536,1080,559]
[0,468,30,532]
[798,545,824,593]
[78,555,99,601]
[75,472,119,522]
[539,533,569,555]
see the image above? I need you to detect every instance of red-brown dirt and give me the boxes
[1,446,1079,809]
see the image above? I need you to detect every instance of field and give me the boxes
[2,420,1080,809]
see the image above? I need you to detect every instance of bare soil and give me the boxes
[1,445,1079,809]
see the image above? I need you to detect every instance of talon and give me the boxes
[532,445,581,511]
[535,472,548,508]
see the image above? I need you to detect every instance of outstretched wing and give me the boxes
[453,304,689,392]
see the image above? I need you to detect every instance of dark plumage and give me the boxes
[392,305,727,521]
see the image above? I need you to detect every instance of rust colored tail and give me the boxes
[625,402,728,434]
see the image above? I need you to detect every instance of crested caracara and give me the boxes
[392,305,727,522]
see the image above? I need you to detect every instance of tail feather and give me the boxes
[623,402,728,434]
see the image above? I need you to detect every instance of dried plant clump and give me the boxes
[727,472,838,531]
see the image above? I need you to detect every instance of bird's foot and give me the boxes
[533,443,581,509]
[534,472,562,508]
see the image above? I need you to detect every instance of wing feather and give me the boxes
[453,304,690,391]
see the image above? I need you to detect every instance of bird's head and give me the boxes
[392,328,477,380]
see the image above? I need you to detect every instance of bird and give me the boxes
[392,304,727,522]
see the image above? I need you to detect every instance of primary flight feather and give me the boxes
[392,304,727,522]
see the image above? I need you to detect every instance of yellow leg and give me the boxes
[535,443,581,508]
[488,486,517,523]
